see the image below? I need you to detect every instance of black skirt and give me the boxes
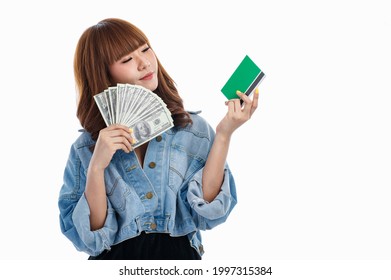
[88,232,201,260]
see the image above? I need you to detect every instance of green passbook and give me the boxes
[221,55,265,100]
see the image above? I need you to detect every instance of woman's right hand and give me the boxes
[89,124,135,171]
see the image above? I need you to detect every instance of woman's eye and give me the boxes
[122,57,132,63]
[142,46,150,52]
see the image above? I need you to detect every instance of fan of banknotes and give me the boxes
[94,83,174,148]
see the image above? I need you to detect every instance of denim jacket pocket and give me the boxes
[168,143,205,194]
[106,176,143,213]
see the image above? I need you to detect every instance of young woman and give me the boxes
[58,18,259,260]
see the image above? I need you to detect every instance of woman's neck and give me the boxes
[134,142,148,168]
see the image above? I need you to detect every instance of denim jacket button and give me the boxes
[126,164,137,172]
[150,223,157,230]
[156,135,162,142]
[145,192,153,199]
[148,162,156,168]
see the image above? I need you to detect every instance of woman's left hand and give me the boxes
[216,88,259,138]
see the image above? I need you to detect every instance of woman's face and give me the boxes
[109,44,158,91]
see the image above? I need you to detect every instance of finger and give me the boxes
[236,90,252,105]
[128,129,137,145]
[250,88,260,115]
[232,98,242,113]
[108,124,130,132]
[114,143,132,154]
[107,127,134,142]
[112,136,133,152]
[110,124,135,140]
[236,90,252,114]
[227,100,235,115]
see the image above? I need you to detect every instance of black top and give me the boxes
[88,231,201,260]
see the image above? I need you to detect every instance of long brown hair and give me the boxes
[74,18,192,141]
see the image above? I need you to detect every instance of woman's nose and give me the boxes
[138,56,151,70]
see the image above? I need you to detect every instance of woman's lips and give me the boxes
[140,72,154,80]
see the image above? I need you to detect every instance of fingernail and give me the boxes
[129,128,133,133]
[131,138,136,144]
[236,90,242,95]
[254,88,259,95]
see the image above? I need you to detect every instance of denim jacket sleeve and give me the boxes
[187,164,237,230]
[184,114,238,230]
[58,143,118,256]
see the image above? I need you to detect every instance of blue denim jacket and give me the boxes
[58,112,237,257]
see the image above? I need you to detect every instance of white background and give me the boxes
[0,0,390,264]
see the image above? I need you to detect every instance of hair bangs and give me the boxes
[95,18,149,65]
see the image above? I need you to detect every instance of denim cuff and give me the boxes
[187,166,235,222]
[72,193,118,256]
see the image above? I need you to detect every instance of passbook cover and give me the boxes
[221,55,265,100]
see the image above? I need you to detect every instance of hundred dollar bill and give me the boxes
[116,83,127,124]
[93,83,174,148]
[93,92,111,126]
[103,89,113,124]
[130,108,174,148]
[108,86,118,124]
